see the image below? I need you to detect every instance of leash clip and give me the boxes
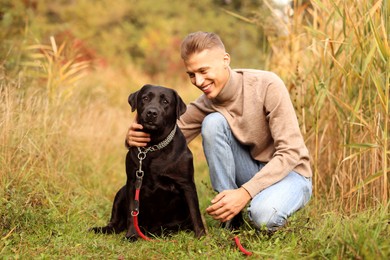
[135,172,143,188]
[136,170,144,178]
[137,150,147,160]
[131,199,140,216]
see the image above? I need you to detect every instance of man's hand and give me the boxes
[126,115,151,147]
[206,187,251,223]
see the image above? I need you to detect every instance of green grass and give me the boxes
[1,169,389,259]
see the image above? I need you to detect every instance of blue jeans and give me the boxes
[201,113,312,231]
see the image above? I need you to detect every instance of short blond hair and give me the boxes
[180,31,225,60]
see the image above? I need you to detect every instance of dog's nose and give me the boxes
[146,108,158,118]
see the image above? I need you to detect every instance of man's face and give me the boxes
[183,48,230,99]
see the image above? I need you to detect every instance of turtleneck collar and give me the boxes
[212,68,242,105]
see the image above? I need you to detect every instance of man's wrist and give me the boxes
[240,187,252,200]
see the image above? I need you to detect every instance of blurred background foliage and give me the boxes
[1,0,269,81]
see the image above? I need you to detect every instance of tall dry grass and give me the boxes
[263,0,389,211]
[0,38,135,212]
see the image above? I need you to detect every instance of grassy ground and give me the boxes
[0,67,389,259]
[1,140,389,260]
[0,154,389,259]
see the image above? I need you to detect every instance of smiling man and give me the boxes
[183,42,230,99]
[127,31,313,232]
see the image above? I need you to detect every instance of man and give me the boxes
[127,31,312,231]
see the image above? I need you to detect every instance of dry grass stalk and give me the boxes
[264,0,389,210]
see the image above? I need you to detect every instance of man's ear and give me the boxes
[223,52,230,68]
[174,90,187,119]
[128,90,139,112]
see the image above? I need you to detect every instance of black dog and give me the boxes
[91,84,206,240]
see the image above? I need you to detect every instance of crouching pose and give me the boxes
[127,31,312,232]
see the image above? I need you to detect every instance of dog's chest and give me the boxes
[127,151,181,194]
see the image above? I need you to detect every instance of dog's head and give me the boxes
[128,84,187,132]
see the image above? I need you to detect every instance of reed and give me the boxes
[0,36,123,204]
[262,0,389,210]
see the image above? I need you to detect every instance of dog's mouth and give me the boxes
[141,120,160,131]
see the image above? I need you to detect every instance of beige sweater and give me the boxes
[178,68,312,197]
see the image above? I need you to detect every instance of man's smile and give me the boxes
[199,83,213,94]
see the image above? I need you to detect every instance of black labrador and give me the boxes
[91,84,206,240]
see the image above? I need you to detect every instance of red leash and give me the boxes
[131,168,152,241]
[131,174,253,255]
[130,131,177,241]
[233,235,253,256]
[132,214,151,240]
[131,148,252,255]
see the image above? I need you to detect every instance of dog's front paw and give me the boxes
[89,226,115,234]
[194,227,207,238]
[125,232,138,242]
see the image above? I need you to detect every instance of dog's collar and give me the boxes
[137,125,177,154]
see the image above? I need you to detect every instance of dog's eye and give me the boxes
[142,96,149,102]
[162,99,169,105]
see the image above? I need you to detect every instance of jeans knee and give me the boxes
[201,112,229,143]
[248,205,287,231]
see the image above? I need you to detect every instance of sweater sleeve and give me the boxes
[241,73,310,197]
[178,96,214,143]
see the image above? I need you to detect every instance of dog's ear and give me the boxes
[174,90,187,119]
[128,90,139,112]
